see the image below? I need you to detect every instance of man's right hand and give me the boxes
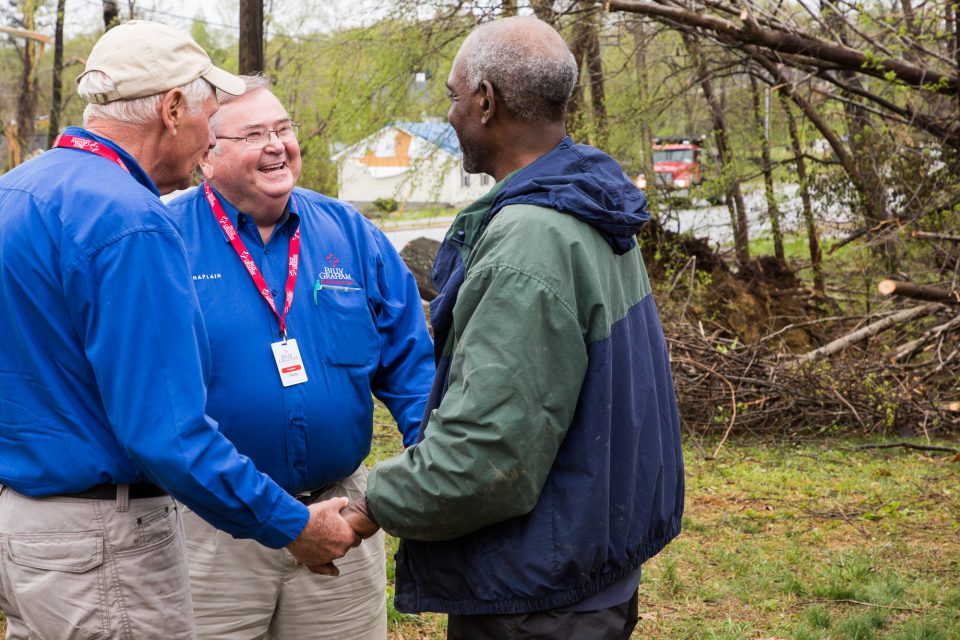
[286,497,360,576]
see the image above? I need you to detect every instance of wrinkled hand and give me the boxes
[341,497,380,540]
[286,497,361,576]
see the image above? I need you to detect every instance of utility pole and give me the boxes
[102,0,119,29]
[238,0,264,75]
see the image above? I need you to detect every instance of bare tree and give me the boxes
[685,35,749,264]
[14,1,43,162]
[47,0,65,148]
[567,1,607,146]
[780,92,823,294]
[750,74,782,261]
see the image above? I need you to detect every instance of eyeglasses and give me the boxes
[216,123,300,148]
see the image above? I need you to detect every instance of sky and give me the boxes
[60,0,404,38]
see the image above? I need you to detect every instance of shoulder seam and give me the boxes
[467,262,578,321]
[64,227,180,277]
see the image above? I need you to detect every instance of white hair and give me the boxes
[80,72,214,126]
[462,19,578,122]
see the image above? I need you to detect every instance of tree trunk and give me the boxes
[822,0,896,271]
[16,0,40,164]
[567,2,606,146]
[530,0,555,24]
[628,16,657,216]
[102,0,119,29]
[780,92,823,294]
[239,0,264,75]
[792,303,941,364]
[750,75,783,261]
[47,0,66,149]
[753,55,882,232]
[585,9,606,148]
[686,36,749,264]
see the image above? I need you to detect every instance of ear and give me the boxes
[198,151,216,181]
[159,88,186,134]
[478,80,496,125]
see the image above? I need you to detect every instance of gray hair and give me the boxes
[80,72,214,126]
[208,75,275,152]
[461,20,578,122]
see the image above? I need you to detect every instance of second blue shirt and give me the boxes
[168,186,434,495]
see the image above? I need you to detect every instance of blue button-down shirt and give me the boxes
[166,186,433,494]
[0,127,308,548]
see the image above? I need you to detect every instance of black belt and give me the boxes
[65,481,167,500]
[295,484,334,506]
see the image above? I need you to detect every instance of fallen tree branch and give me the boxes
[912,230,960,243]
[603,0,959,93]
[893,316,960,361]
[791,304,942,365]
[851,442,960,454]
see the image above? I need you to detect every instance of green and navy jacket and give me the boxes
[366,137,684,615]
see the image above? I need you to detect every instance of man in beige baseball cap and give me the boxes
[0,20,360,640]
[77,20,244,105]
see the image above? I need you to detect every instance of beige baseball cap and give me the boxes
[77,20,244,105]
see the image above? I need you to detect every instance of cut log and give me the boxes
[400,237,441,301]
[877,279,960,304]
[791,303,941,365]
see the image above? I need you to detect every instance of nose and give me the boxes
[206,126,217,151]
[262,130,284,152]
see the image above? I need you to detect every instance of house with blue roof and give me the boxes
[335,121,494,209]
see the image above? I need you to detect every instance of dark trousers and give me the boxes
[446,590,639,640]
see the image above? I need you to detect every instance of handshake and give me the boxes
[285,497,380,575]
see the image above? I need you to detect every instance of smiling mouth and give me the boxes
[259,162,286,173]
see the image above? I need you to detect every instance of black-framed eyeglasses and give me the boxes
[216,123,300,148]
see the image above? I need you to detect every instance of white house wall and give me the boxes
[336,126,494,208]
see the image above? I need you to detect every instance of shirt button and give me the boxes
[271,289,278,296]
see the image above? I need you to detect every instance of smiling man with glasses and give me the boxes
[166,75,435,639]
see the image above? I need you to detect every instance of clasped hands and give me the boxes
[285,497,380,575]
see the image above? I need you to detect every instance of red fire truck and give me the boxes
[635,136,704,191]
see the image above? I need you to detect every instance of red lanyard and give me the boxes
[53,134,130,173]
[203,181,301,338]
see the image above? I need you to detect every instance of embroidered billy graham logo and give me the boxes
[313,254,361,303]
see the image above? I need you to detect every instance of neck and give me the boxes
[488,121,567,182]
[209,180,289,242]
[85,118,171,188]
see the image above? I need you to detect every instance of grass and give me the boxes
[4,411,954,639]
[369,403,960,639]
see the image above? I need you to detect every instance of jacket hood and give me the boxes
[486,136,649,254]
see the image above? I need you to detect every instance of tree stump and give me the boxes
[400,237,441,301]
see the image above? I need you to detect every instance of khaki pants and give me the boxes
[181,466,387,640]
[0,485,195,640]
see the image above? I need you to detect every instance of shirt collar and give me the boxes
[205,185,299,244]
[61,126,161,197]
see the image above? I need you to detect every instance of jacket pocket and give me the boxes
[5,532,108,639]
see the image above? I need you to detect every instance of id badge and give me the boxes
[271,338,308,387]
